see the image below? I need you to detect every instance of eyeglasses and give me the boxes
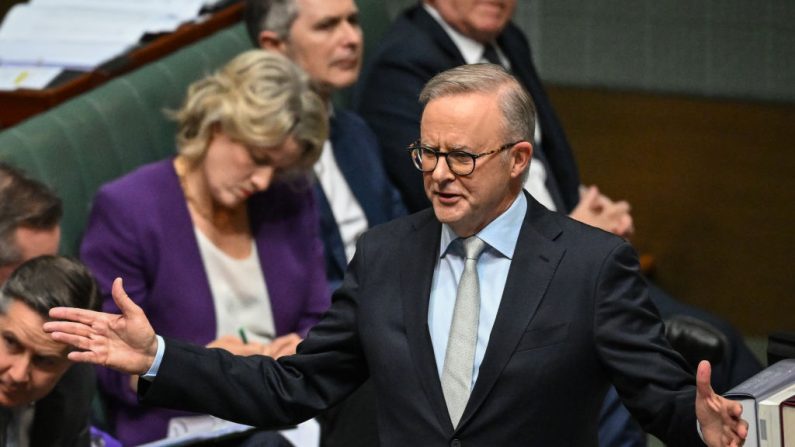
[407,140,523,176]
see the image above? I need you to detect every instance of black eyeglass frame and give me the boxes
[407,140,524,176]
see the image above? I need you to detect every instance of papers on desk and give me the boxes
[0,0,209,88]
[0,65,61,90]
[136,415,320,447]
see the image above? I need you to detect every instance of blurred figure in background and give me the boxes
[0,163,62,284]
[246,0,406,292]
[246,1,408,445]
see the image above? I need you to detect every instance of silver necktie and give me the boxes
[441,236,486,428]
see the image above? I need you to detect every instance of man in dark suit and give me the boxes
[46,64,747,447]
[354,2,761,444]
[0,256,99,447]
[245,0,405,292]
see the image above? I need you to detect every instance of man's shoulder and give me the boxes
[331,109,374,136]
[371,6,451,65]
[525,197,626,253]
[362,207,436,240]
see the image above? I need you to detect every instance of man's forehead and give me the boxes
[421,92,503,146]
[0,300,69,357]
[295,0,357,21]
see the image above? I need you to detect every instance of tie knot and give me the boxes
[461,236,486,260]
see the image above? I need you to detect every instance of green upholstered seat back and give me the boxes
[0,23,250,256]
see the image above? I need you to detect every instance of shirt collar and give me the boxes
[423,4,487,65]
[439,192,527,260]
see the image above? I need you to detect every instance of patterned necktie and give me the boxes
[441,236,487,428]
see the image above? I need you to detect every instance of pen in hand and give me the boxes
[238,327,248,344]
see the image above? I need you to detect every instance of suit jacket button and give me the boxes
[450,439,461,447]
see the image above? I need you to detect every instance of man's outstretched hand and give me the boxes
[44,277,158,375]
[696,360,748,446]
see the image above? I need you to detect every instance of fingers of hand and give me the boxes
[67,350,100,363]
[48,307,103,325]
[51,330,99,352]
[112,277,142,315]
[43,320,96,338]
[696,360,715,398]
[261,344,274,357]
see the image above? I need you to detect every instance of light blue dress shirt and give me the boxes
[428,193,527,388]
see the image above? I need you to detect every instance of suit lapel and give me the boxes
[400,211,453,431]
[459,195,565,428]
[411,6,468,66]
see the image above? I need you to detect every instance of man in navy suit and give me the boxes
[245,1,405,445]
[354,1,761,445]
[245,0,405,293]
[46,64,747,446]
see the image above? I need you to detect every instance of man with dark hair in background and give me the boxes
[0,163,62,284]
[0,255,100,446]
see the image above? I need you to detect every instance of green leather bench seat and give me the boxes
[0,23,250,256]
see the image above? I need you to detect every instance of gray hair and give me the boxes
[419,63,536,144]
[0,163,62,267]
[244,0,300,45]
[0,256,100,318]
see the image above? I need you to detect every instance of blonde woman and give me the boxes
[80,50,329,446]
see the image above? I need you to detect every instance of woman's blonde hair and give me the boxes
[172,49,327,170]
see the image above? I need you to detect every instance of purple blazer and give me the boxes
[80,159,330,446]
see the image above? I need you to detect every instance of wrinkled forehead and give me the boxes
[421,92,504,144]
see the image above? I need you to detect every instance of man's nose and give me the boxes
[7,357,30,384]
[431,156,455,182]
[340,20,362,47]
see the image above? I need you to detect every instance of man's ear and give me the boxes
[510,141,532,178]
[258,30,288,53]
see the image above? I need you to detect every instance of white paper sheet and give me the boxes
[0,40,131,70]
[0,65,61,90]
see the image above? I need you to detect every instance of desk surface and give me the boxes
[0,2,244,129]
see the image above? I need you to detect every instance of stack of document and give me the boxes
[0,0,215,90]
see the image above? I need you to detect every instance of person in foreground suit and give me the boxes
[0,256,99,447]
[46,64,747,447]
[246,0,406,292]
[355,1,762,444]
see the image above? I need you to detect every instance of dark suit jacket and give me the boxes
[354,5,581,213]
[141,193,702,446]
[314,109,406,289]
[30,363,94,447]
